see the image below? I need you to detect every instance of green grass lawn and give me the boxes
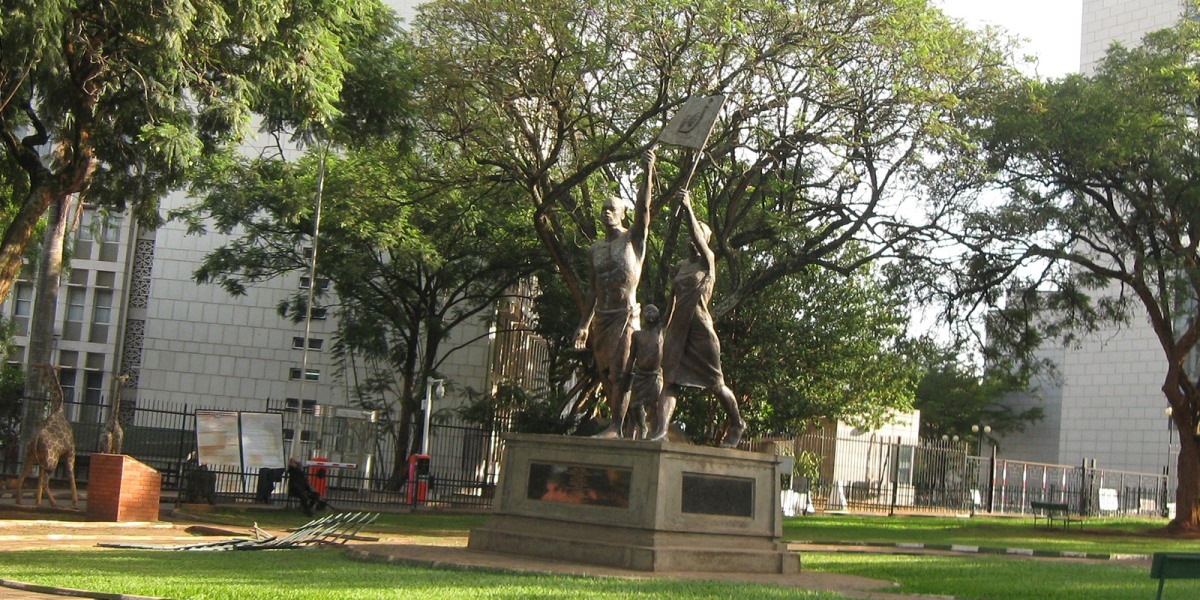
[804,553,1200,600]
[784,513,1197,555]
[0,549,847,600]
[6,509,1199,599]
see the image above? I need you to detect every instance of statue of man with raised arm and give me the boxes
[573,148,657,438]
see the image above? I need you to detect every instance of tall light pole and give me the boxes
[1164,406,1174,518]
[420,379,445,456]
[1165,407,1175,478]
[971,424,991,457]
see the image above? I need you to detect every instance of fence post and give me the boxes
[889,437,900,516]
[987,444,997,513]
[1161,466,1170,517]
[1084,458,1094,516]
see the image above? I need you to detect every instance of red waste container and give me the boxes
[406,454,431,504]
[308,457,329,497]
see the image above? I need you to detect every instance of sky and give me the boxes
[936,0,1083,78]
[390,1,1085,78]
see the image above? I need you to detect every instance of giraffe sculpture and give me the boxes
[15,364,79,508]
[98,373,129,454]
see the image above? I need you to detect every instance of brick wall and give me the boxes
[86,453,162,522]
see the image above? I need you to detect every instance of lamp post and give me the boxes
[1164,407,1174,518]
[420,379,445,456]
[1165,407,1175,478]
[971,424,992,457]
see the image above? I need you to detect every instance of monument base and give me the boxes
[468,434,798,574]
[86,453,162,522]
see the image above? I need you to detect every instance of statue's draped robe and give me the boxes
[662,261,723,389]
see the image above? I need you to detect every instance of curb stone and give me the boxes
[793,540,1149,561]
[0,578,170,599]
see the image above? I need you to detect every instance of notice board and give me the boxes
[196,410,284,470]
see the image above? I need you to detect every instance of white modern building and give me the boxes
[997,0,1193,478]
[2,186,543,454]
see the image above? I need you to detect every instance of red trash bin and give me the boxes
[307,457,329,498]
[406,454,431,504]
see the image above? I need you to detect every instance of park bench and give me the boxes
[1030,500,1083,529]
[1150,552,1200,600]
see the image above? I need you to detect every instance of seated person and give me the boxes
[286,458,325,516]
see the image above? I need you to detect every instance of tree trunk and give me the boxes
[1169,419,1200,532]
[25,195,73,372]
[387,399,415,490]
[17,193,73,447]
[0,186,56,304]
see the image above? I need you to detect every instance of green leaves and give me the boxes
[719,251,919,435]
[963,7,1200,528]
[138,122,202,170]
[0,0,396,301]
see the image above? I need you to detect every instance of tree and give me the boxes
[0,0,393,398]
[179,141,547,486]
[912,346,1043,446]
[957,15,1200,531]
[717,251,921,442]
[409,0,1021,426]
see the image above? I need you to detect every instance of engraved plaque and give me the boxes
[681,473,754,517]
[526,462,632,508]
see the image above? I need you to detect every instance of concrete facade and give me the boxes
[1080,0,1185,72]
[1,188,504,458]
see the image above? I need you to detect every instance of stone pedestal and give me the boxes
[86,453,162,522]
[468,434,798,573]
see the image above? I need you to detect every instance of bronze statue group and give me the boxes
[574,148,745,448]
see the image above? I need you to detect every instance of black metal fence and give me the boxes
[769,433,1173,518]
[1,395,509,512]
[0,395,1175,518]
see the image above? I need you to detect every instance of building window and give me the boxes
[288,368,320,381]
[95,271,116,288]
[282,429,314,442]
[77,209,95,242]
[92,289,113,324]
[11,282,32,336]
[96,214,122,261]
[63,288,86,341]
[66,288,86,321]
[292,337,324,351]
[82,370,104,423]
[298,276,329,291]
[309,307,327,320]
[89,289,113,343]
[58,369,78,420]
[284,397,317,414]
[101,215,122,243]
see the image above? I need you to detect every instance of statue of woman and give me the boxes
[650,191,745,447]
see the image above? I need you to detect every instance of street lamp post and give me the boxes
[1164,407,1174,518]
[970,424,993,515]
[971,424,992,457]
[420,379,445,456]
